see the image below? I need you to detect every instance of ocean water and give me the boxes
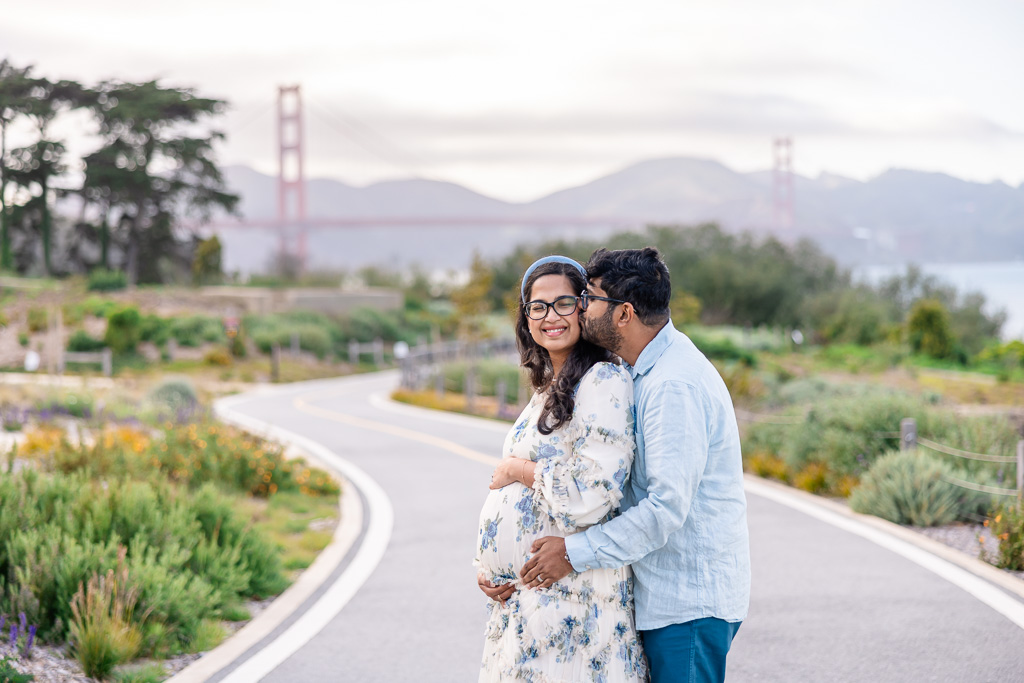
[853,261,1024,341]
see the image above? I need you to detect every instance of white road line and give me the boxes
[207,385,394,683]
[372,392,1024,631]
[294,392,501,467]
[744,477,1024,631]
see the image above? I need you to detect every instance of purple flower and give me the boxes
[0,615,5,635]
[25,624,36,655]
[9,624,17,645]
[18,613,25,632]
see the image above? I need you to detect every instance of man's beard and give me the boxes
[582,307,623,354]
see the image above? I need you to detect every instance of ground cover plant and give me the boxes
[849,450,968,526]
[0,415,339,677]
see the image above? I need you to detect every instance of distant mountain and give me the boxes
[218,160,1024,271]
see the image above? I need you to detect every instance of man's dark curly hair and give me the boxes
[586,247,671,326]
[515,261,614,435]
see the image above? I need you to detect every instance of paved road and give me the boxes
[214,372,1024,682]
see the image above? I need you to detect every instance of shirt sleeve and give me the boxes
[565,379,709,570]
[531,363,635,533]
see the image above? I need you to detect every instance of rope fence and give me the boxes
[736,409,1023,499]
[734,409,804,425]
[899,417,1023,498]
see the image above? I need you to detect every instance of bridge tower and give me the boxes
[772,137,794,232]
[277,85,307,270]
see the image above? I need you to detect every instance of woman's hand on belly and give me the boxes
[490,457,536,489]
[477,571,516,607]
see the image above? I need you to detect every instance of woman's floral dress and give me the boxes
[475,362,647,683]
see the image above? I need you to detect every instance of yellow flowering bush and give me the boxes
[983,503,1024,570]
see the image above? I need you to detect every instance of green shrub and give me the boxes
[0,654,34,682]
[113,663,166,683]
[977,339,1024,367]
[849,450,963,526]
[139,315,171,346]
[104,307,142,354]
[192,236,223,286]
[27,307,47,332]
[744,451,790,482]
[765,392,936,480]
[147,379,198,416]
[87,268,128,292]
[203,347,233,366]
[170,315,225,347]
[688,333,757,366]
[68,330,106,353]
[36,392,94,419]
[228,329,247,358]
[907,299,955,360]
[442,360,522,403]
[18,332,29,347]
[0,425,322,650]
[794,462,830,494]
[983,501,1024,570]
[81,297,120,319]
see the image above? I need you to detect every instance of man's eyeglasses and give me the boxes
[579,290,627,312]
[523,295,580,320]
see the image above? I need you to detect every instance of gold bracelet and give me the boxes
[520,459,527,483]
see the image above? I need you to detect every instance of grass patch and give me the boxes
[246,489,341,579]
[113,663,167,683]
[190,619,228,653]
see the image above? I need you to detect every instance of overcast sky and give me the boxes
[3,0,1022,202]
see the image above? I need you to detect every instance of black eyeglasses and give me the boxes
[523,295,580,320]
[579,290,626,312]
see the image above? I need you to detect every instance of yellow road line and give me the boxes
[293,391,500,468]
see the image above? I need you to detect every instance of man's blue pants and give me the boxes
[641,617,742,683]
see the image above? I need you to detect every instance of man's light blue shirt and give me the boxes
[565,321,751,631]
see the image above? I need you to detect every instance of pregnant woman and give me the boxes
[474,255,647,683]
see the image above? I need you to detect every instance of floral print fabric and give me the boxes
[475,362,647,682]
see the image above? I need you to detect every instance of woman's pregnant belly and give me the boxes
[476,481,554,584]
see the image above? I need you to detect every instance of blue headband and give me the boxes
[520,255,587,302]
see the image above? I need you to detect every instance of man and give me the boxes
[519,247,750,682]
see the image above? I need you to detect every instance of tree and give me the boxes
[907,299,955,360]
[5,77,89,274]
[451,252,495,342]
[192,234,222,285]
[0,59,35,271]
[84,80,238,285]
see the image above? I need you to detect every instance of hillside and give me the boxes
[219,160,1024,269]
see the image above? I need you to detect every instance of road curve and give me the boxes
[205,372,1024,682]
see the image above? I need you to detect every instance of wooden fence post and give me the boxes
[496,378,507,417]
[271,343,281,383]
[56,307,64,375]
[167,338,178,361]
[46,307,56,375]
[373,338,384,367]
[1017,440,1023,500]
[466,366,476,413]
[101,348,113,377]
[349,340,360,365]
[900,418,917,451]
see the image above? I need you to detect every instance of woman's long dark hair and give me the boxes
[516,262,614,435]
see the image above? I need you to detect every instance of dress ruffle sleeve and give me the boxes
[531,362,635,532]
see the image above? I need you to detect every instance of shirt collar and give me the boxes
[624,320,674,379]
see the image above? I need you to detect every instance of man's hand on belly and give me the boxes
[478,572,516,607]
[521,537,572,589]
